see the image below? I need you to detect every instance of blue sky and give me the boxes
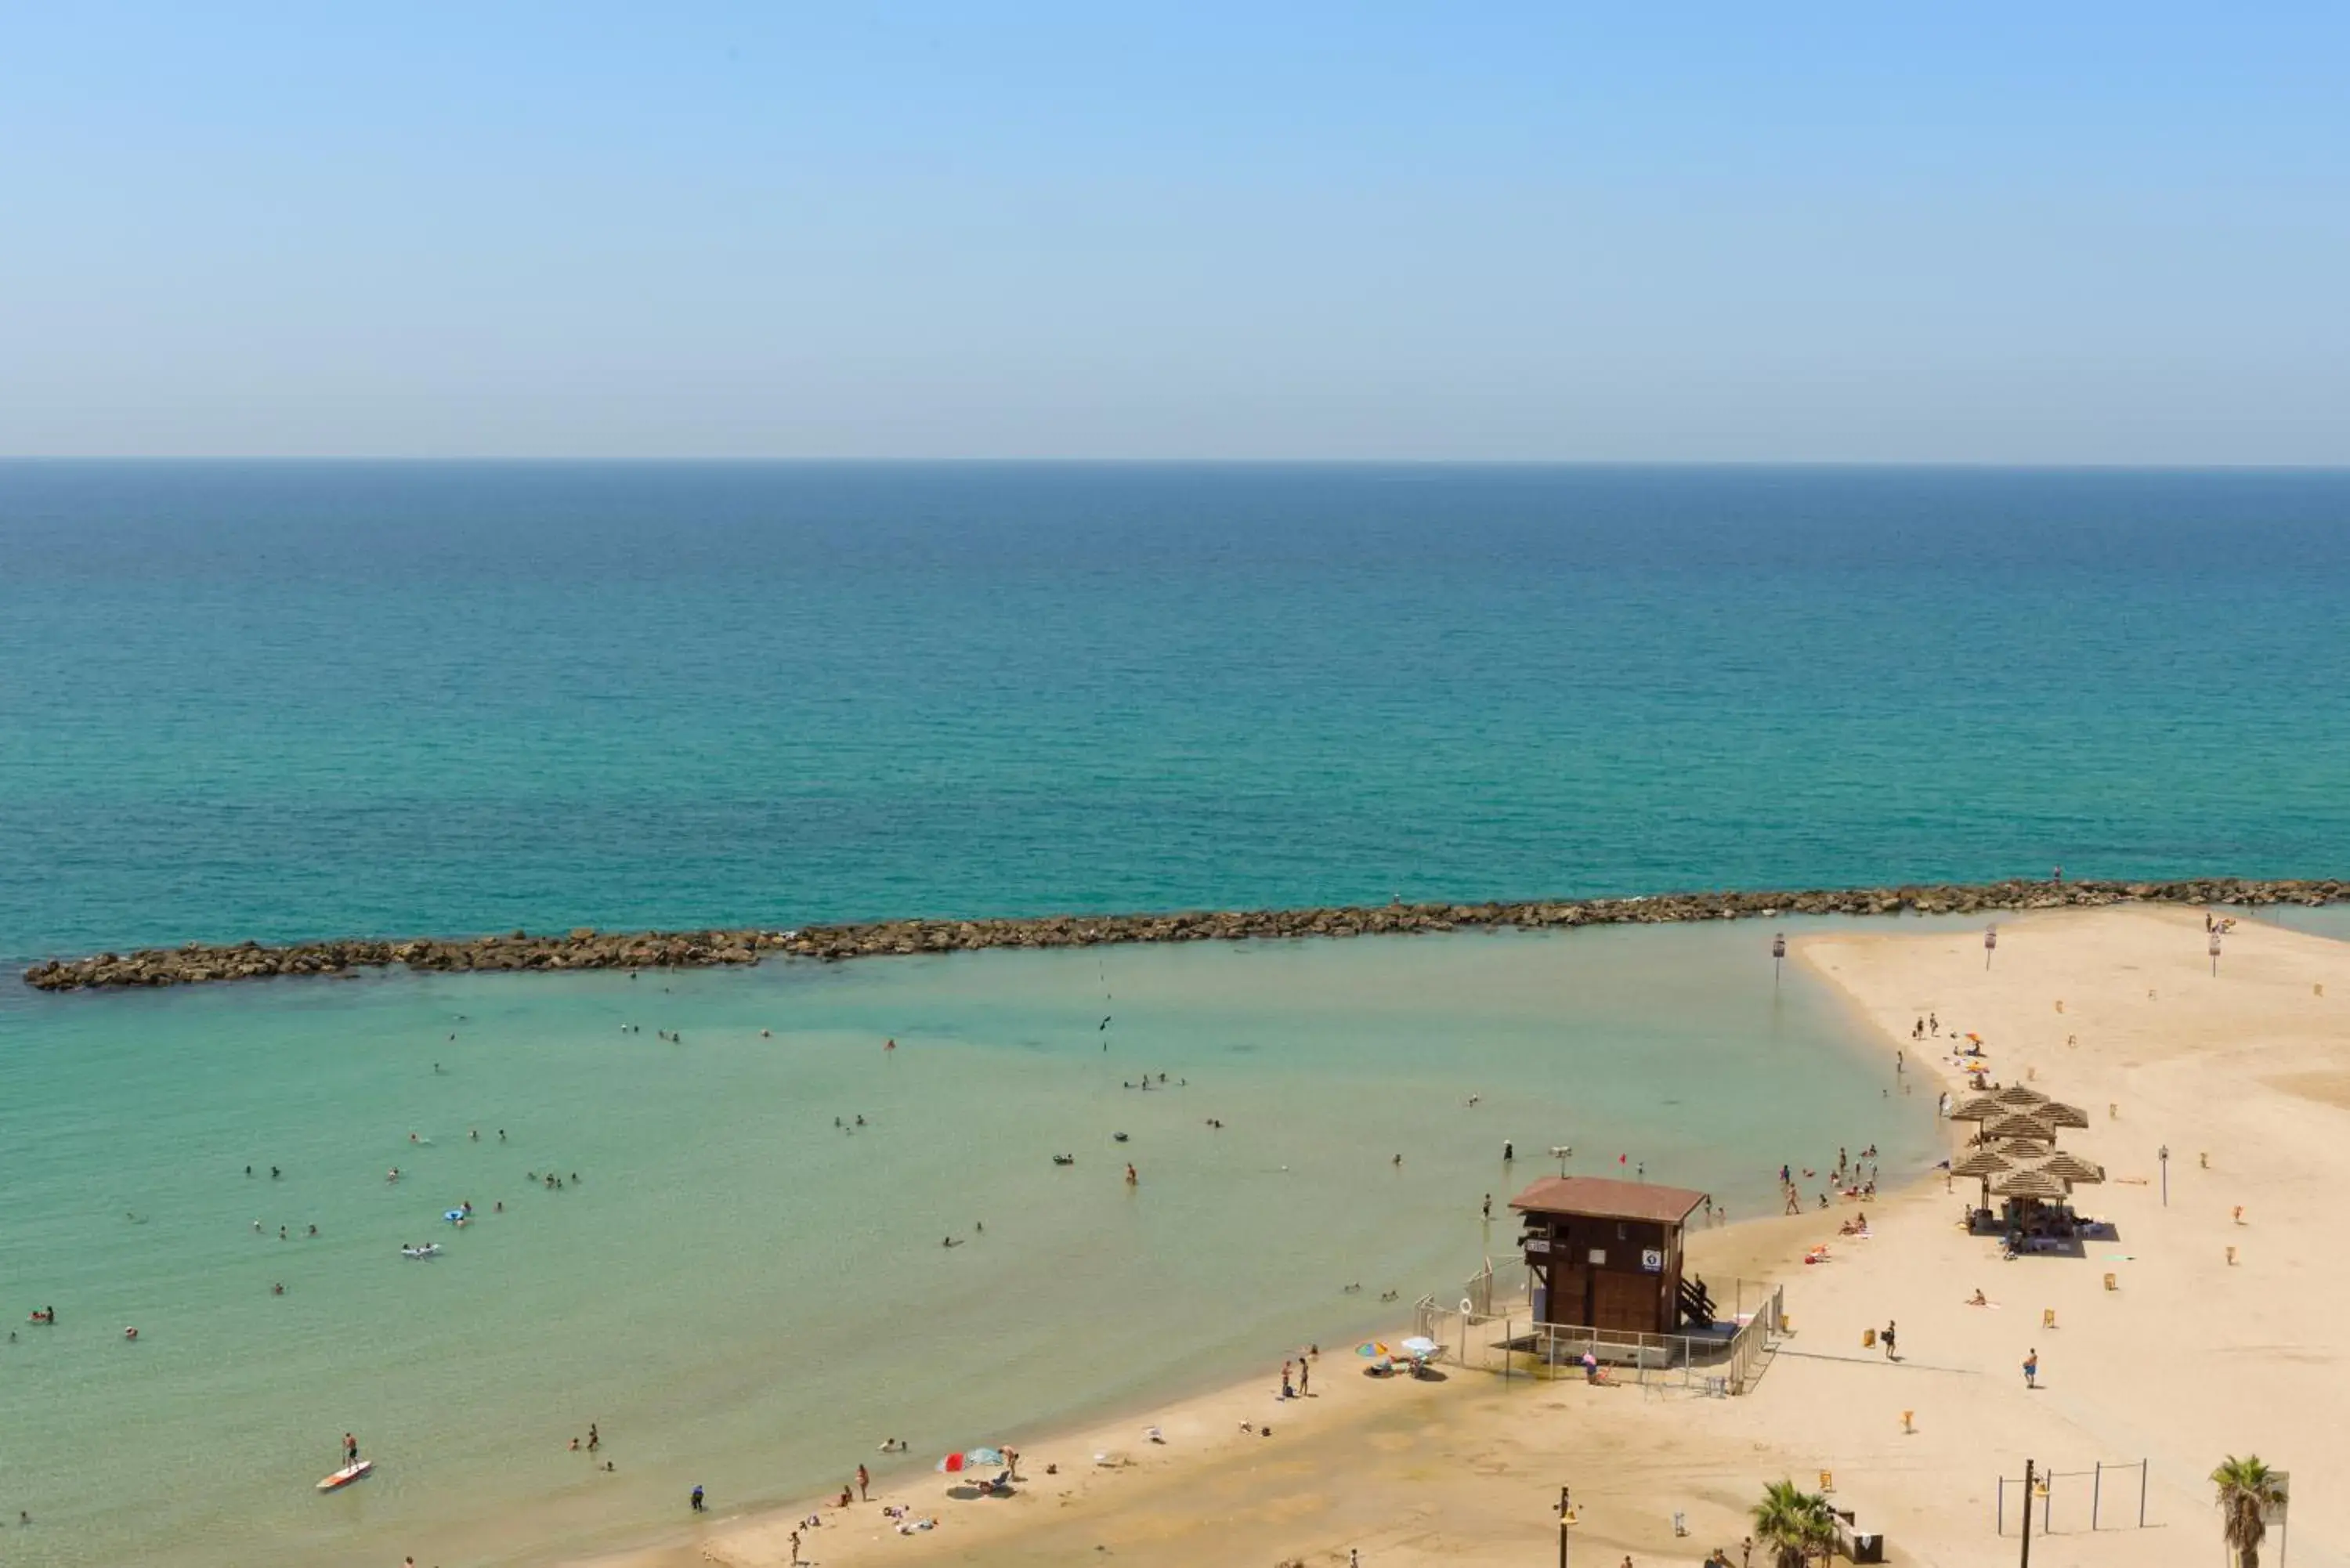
[4,5,2346,461]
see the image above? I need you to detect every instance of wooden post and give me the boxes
[2019,1458,2034,1566]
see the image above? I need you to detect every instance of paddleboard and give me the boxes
[316,1459,373,1492]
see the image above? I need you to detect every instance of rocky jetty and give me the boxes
[21,877,2346,992]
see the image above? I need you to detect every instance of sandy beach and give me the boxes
[600,905,2350,1568]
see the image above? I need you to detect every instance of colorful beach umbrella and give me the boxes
[1354,1341,1392,1358]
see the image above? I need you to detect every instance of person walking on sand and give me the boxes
[2023,1348,2039,1389]
[1298,1357,1310,1396]
[856,1463,870,1501]
[1882,1320,1896,1360]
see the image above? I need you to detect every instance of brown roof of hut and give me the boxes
[1508,1176,1708,1225]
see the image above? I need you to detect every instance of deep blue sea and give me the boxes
[4,461,2347,966]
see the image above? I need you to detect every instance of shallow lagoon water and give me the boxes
[0,919,1936,1567]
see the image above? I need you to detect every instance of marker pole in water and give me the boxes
[1985,924,1998,970]
[1772,932,1785,988]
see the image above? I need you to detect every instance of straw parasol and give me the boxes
[1947,1093,2005,1122]
[1982,1111,2060,1143]
[2037,1100,2091,1129]
[1950,1147,2018,1179]
[1993,1083,2051,1109]
[1992,1167,2068,1202]
[2031,1151,2106,1185]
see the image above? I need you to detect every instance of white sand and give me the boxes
[589,905,2349,1568]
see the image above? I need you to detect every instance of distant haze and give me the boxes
[3,5,2347,462]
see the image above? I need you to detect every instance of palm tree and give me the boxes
[1750,1479,1835,1568]
[2211,1455,2287,1568]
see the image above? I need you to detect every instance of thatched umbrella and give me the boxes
[1947,1093,2005,1122]
[1950,1145,2015,1211]
[2032,1151,2106,1185]
[1982,1111,2060,1143]
[2037,1100,2091,1129]
[1951,1147,2017,1179]
[1987,1135,2054,1154]
[1993,1167,2068,1203]
[1994,1084,2052,1108]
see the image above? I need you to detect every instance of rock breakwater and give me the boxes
[22,877,2346,992]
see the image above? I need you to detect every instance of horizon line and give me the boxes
[5,455,2350,473]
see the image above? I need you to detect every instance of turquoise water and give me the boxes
[2,463,2348,962]
[1,921,1931,1567]
[2,462,2345,1565]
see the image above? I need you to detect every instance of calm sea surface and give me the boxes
[3,462,2348,962]
[1,463,2345,1566]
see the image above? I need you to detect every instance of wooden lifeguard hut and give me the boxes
[1510,1175,1712,1334]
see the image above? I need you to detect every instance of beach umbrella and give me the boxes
[2037,1100,2091,1129]
[936,1447,1006,1474]
[2031,1151,2106,1184]
[1400,1335,1440,1360]
[1354,1341,1393,1359]
[1992,1168,2067,1202]
[1950,1148,2016,1179]
[1982,1112,2059,1143]
[1992,1084,2051,1109]
[1947,1095,2003,1122]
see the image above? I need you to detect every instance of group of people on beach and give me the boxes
[1778,1143,1881,1213]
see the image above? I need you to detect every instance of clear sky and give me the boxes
[5,5,2346,461]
